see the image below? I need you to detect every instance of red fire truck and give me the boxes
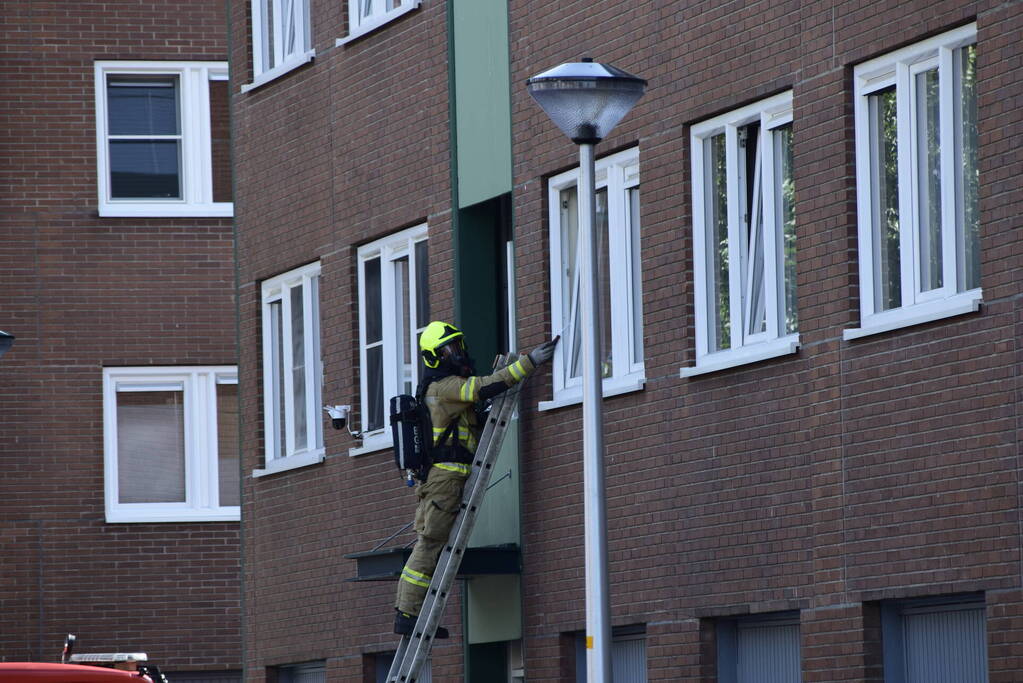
[0,635,167,682]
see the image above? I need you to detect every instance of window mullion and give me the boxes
[937,46,959,294]
[725,125,745,350]
[177,68,194,205]
[191,66,213,206]
[190,371,211,510]
[895,62,917,307]
[408,239,421,388]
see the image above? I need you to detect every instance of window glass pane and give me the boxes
[958,44,980,290]
[367,346,384,432]
[291,286,307,451]
[742,123,766,337]
[869,86,901,311]
[117,390,186,503]
[629,187,643,365]
[707,133,730,351]
[270,300,286,455]
[560,186,583,380]
[109,140,181,199]
[310,276,322,450]
[209,78,232,203]
[258,0,275,68]
[107,78,179,135]
[596,188,612,379]
[415,240,430,328]
[217,383,240,506]
[283,0,297,57]
[915,68,942,292]
[364,257,382,344]
[395,256,412,395]
[775,124,798,334]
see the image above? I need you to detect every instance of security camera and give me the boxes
[324,405,362,439]
[323,404,350,430]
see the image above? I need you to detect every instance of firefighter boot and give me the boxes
[394,610,449,639]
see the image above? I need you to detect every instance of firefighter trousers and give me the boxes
[395,465,468,616]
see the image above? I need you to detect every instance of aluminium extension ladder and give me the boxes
[386,355,526,683]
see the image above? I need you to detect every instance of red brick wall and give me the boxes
[509,0,1023,681]
[229,0,457,677]
[0,0,239,672]
[229,0,1022,679]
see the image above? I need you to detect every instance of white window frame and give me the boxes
[257,262,324,476]
[103,366,240,523]
[541,147,645,411]
[94,61,233,218]
[337,0,421,46]
[847,24,981,340]
[243,0,315,92]
[353,224,429,456]
[684,91,799,377]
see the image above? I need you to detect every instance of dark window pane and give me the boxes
[217,383,240,506]
[870,86,901,311]
[110,140,181,198]
[958,44,980,290]
[708,133,730,351]
[117,390,185,503]
[364,257,382,344]
[291,287,307,452]
[415,240,429,325]
[596,188,612,378]
[209,79,232,203]
[367,346,384,432]
[107,78,179,135]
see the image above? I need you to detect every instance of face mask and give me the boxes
[441,341,475,377]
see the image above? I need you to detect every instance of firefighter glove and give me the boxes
[528,337,559,367]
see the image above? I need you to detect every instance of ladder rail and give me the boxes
[386,356,524,682]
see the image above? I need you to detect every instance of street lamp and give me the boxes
[0,330,14,360]
[527,59,645,683]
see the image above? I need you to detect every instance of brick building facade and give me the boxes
[230,0,1022,681]
[1,2,241,679]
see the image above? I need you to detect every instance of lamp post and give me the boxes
[527,59,645,683]
[0,331,14,360]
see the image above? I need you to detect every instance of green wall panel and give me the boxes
[452,0,512,208]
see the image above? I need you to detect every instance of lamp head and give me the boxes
[527,58,646,144]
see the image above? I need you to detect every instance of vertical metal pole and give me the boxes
[578,141,612,682]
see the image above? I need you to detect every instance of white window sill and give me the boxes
[336,2,420,46]
[105,507,240,524]
[99,202,233,218]
[843,290,982,340]
[348,431,392,457]
[681,336,800,377]
[252,449,325,477]
[241,50,316,93]
[537,375,645,412]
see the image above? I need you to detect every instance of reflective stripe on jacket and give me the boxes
[424,355,535,458]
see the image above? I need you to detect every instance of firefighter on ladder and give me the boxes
[394,320,558,637]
